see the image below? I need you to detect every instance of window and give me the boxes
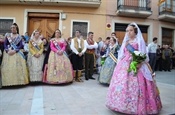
[160,0,174,12]
[162,28,174,46]
[72,21,89,39]
[0,19,13,35]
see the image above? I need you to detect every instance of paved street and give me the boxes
[0,70,175,115]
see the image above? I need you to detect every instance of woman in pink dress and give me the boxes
[43,29,73,84]
[106,22,162,114]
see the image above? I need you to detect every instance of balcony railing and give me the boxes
[159,1,175,15]
[0,0,101,7]
[116,0,152,18]
[158,0,175,22]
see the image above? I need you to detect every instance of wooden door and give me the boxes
[115,31,125,45]
[28,13,59,40]
[29,18,58,39]
[45,19,59,39]
[162,28,173,46]
[115,31,148,45]
[142,33,148,44]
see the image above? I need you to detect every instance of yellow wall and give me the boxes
[62,13,106,40]
[0,0,107,41]
[0,0,175,46]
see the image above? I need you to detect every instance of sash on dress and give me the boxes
[126,43,135,53]
[7,33,26,59]
[109,45,120,63]
[31,40,40,51]
[53,40,68,57]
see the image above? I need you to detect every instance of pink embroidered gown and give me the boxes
[106,42,162,114]
[43,39,73,84]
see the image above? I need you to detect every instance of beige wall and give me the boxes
[0,0,107,41]
[63,13,106,40]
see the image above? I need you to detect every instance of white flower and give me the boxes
[140,53,145,57]
[133,51,140,56]
[101,55,106,58]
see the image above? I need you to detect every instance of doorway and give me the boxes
[28,13,59,40]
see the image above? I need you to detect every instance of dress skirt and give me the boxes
[106,59,162,114]
[43,51,73,84]
[27,53,44,82]
[1,52,29,86]
[99,57,116,85]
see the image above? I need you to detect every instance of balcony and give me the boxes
[0,0,101,8]
[158,0,175,23]
[116,0,152,18]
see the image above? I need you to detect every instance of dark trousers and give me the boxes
[85,53,94,79]
[173,58,175,68]
[163,56,171,71]
[149,53,156,72]
[155,57,162,71]
[71,54,83,70]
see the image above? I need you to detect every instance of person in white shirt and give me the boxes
[148,37,158,72]
[70,30,87,82]
[84,32,98,80]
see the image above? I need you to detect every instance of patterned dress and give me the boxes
[98,44,120,85]
[43,38,73,84]
[1,34,29,86]
[106,42,162,114]
[27,39,44,82]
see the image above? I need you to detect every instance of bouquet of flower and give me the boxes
[128,51,146,76]
[101,55,106,65]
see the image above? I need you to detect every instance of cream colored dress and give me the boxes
[27,38,44,82]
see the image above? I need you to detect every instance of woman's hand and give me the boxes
[34,53,40,58]
[57,50,63,55]
[8,50,16,56]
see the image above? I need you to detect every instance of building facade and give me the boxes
[106,0,175,47]
[0,0,175,47]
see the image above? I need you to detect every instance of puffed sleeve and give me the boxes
[50,40,58,53]
[29,41,37,56]
[38,42,44,55]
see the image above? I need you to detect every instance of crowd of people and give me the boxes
[147,37,175,72]
[2,22,175,114]
[0,23,120,86]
